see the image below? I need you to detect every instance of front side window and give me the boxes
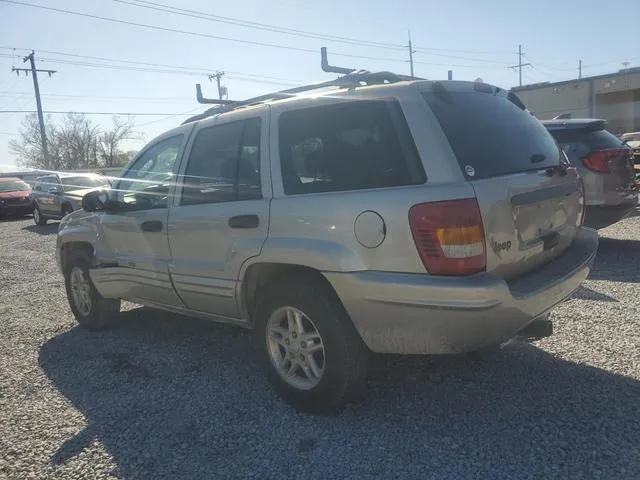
[278,100,424,195]
[180,118,262,206]
[115,135,183,210]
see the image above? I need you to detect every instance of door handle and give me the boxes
[228,214,259,229]
[140,220,163,232]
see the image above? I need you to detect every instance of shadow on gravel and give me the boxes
[570,285,618,302]
[39,308,640,478]
[589,237,640,283]
[22,224,58,236]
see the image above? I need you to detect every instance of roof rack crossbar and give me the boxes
[183,48,422,124]
[321,46,356,74]
[196,84,239,105]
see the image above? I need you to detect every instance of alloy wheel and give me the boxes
[70,267,92,316]
[266,306,326,390]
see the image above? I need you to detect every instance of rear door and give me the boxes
[422,84,583,280]
[167,108,269,318]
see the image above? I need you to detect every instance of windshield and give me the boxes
[422,88,560,179]
[0,180,30,192]
[61,176,110,192]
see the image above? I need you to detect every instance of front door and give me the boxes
[90,131,191,307]
[39,176,61,216]
[167,110,270,319]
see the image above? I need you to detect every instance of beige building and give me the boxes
[513,67,640,134]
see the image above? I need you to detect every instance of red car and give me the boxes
[0,177,33,219]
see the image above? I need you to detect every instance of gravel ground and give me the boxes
[0,213,639,479]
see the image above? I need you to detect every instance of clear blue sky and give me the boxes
[1,0,638,170]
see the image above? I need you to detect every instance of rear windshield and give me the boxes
[422,88,560,179]
[552,129,623,150]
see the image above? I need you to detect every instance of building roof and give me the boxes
[513,67,640,92]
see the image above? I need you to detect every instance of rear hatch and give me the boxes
[422,83,583,280]
[546,122,636,199]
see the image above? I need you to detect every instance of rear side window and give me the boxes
[180,118,262,205]
[422,88,561,179]
[278,100,425,195]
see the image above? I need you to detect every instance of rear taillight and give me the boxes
[408,198,486,276]
[577,178,586,226]
[582,148,625,173]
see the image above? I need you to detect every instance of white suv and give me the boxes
[57,73,598,412]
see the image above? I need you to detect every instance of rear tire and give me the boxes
[253,278,369,414]
[64,250,121,330]
[33,205,47,225]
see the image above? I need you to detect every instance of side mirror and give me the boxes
[82,189,109,212]
[48,186,62,194]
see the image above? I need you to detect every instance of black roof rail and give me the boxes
[183,48,421,124]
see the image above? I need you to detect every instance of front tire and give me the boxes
[64,250,120,330]
[33,204,47,225]
[253,279,369,413]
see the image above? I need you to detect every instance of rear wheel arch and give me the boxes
[241,263,346,325]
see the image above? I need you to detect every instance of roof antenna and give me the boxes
[321,47,356,74]
[195,84,237,105]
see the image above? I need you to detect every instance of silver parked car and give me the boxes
[32,173,111,225]
[57,74,598,412]
[543,119,638,229]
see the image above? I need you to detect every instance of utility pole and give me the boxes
[12,51,56,164]
[407,30,415,78]
[509,44,531,87]
[578,59,582,79]
[208,71,225,100]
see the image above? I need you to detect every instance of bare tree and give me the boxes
[9,114,60,170]
[98,116,138,168]
[10,114,138,170]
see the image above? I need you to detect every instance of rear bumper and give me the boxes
[325,227,598,355]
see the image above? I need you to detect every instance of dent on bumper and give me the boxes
[325,227,598,355]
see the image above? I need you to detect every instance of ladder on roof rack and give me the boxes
[183,47,421,125]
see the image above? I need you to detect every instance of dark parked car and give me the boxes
[31,173,111,225]
[543,119,638,229]
[0,177,33,218]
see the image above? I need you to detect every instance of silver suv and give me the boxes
[32,173,111,225]
[57,75,598,412]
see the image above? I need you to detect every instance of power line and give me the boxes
[1,110,195,115]
[0,0,408,64]
[111,0,407,51]
[115,0,516,58]
[0,48,308,83]
[133,107,204,127]
[0,91,194,102]
[0,2,517,70]
[1,47,508,72]
[412,50,512,64]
